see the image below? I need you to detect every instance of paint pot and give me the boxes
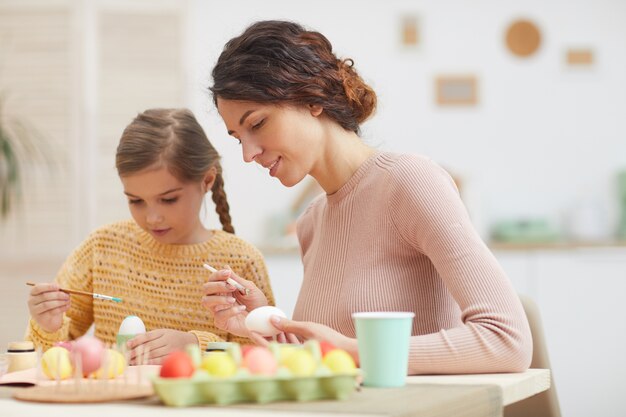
[6,341,37,373]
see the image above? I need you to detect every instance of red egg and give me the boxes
[241,345,256,358]
[72,335,105,376]
[160,351,195,378]
[319,340,337,357]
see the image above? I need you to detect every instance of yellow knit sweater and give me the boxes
[26,220,274,351]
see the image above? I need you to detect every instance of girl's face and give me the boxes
[120,165,213,245]
[217,99,324,187]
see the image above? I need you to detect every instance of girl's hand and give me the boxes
[27,283,70,333]
[202,266,268,311]
[126,329,198,365]
[250,316,360,364]
[201,266,268,337]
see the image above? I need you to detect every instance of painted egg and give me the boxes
[160,351,195,378]
[54,340,74,352]
[319,340,337,357]
[242,346,277,375]
[72,335,105,376]
[118,315,146,335]
[278,345,298,364]
[201,352,237,378]
[93,349,126,379]
[283,349,316,377]
[322,349,356,373]
[41,346,73,380]
[244,306,287,337]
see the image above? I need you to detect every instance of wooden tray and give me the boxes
[13,383,154,403]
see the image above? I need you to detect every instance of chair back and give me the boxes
[504,295,562,417]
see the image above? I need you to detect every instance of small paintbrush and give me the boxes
[26,282,123,303]
[202,264,249,295]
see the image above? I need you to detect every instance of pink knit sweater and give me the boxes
[293,152,532,375]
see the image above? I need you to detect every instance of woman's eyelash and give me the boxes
[129,199,142,205]
[251,119,265,130]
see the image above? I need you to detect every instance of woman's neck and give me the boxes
[311,126,375,195]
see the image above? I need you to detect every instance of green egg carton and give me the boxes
[152,371,360,407]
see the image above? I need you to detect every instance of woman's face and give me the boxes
[120,165,212,244]
[217,98,324,187]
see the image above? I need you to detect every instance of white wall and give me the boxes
[186,0,626,245]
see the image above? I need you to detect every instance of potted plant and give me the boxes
[0,97,51,219]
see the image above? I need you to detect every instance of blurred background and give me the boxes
[1,1,625,415]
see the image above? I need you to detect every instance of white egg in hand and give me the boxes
[245,306,287,337]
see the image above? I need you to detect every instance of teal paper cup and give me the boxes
[352,312,415,387]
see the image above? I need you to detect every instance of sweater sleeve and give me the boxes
[388,156,532,374]
[25,235,96,350]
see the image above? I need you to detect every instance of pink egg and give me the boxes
[72,335,105,376]
[242,347,277,375]
[54,341,74,352]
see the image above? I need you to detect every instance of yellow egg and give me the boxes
[93,349,126,379]
[283,349,316,377]
[322,349,356,373]
[277,345,298,365]
[41,347,73,380]
[200,352,237,378]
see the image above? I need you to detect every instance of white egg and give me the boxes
[118,315,146,335]
[245,306,287,337]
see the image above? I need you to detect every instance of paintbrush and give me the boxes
[26,282,123,303]
[202,264,249,295]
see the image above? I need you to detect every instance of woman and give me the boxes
[202,20,531,374]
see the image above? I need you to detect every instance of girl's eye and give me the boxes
[129,199,142,205]
[162,197,178,204]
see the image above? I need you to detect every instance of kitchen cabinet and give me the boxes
[494,246,626,417]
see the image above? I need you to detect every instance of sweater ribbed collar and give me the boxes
[326,151,382,205]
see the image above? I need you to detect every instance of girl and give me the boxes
[26,108,273,364]
[202,21,532,375]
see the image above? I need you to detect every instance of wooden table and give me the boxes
[0,368,550,417]
[406,368,550,406]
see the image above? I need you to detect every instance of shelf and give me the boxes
[260,241,626,256]
[488,240,626,251]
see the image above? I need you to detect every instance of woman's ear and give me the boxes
[308,104,323,117]
[203,166,218,193]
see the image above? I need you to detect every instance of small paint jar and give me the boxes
[205,342,232,353]
[6,341,37,373]
[204,342,240,364]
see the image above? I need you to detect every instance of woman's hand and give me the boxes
[126,329,198,365]
[249,331,301,346]
[27,283,70,333]
[201,266,268,337]
[249,317,360,364]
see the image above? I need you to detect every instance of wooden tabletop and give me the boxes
[0,368,550,417]
[406,368,551,406]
